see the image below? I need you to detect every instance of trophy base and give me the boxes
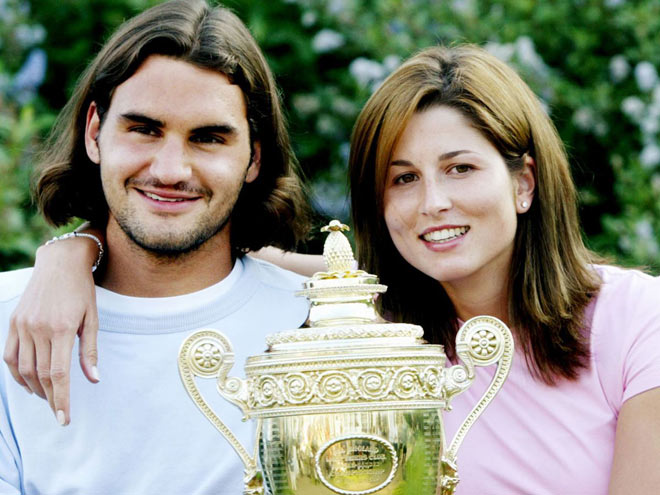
[259,408,444,494]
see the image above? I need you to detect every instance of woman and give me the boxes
[7,45,660,493]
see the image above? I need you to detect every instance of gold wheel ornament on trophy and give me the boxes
[178,221,514,494]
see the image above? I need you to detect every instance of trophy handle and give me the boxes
[178,329,263,495]
[441,316,514,490]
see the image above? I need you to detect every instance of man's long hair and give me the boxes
[35,0,310,254]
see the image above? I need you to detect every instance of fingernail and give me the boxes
[22,385,33,395]
[56,410,66,426]
[91,366,100,382]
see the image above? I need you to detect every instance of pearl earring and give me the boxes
[521,201,529,209]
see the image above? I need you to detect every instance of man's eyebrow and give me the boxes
[119,113,164,128]
[390,150,471,166]
[191,124,238,136]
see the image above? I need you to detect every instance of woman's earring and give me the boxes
[521,201,529,209]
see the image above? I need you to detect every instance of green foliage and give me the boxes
[1,0,659,272]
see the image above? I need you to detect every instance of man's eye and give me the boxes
[130,126,158,136]
[191,135,224,144]
[394,173,418,184]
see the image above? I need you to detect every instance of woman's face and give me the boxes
[383,105,533,293]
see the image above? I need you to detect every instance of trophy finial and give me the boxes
[320,220,355,275]
[320,220,350,233]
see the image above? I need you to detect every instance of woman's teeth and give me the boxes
[422,226,469,242]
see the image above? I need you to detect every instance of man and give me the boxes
[0,0,311,493]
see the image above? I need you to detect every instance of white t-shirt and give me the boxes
[0,256,309,495]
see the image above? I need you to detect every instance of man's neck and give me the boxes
[98,222,234,297]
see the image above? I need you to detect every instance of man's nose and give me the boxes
[149,137,192,185]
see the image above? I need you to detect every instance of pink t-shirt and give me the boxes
[443,265,660,494]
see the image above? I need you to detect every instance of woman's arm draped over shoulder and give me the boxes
[249,246,326,277]
[3,226,102,426]
[3,238,322,426]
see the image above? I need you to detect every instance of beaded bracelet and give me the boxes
[44,232,105,272]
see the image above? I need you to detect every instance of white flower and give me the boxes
[349,57,385,87]
[383,54,401,74]
[609,55,630,83]
[515,36,549,76]
[327,0,348,15]
[312,29,344,53]
[452,0,475,14]
[653,85,660,104]
[292,94,320,116]
[640,143,660,169]
[301,11,316,27]
[640,115,659,136]
[634,61,658,92]
[14,24,46,48]
[634,220,659,257]
[331,96,356,117]
[621,96,645,121]
[651,174,660,194]
[485,41,515,63]
[594,121,609,137]
[573,107,594,130]
[605,0,625,7]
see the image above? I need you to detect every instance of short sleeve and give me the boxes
[592,266,660,413]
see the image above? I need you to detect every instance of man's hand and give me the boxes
[3,236,100,426]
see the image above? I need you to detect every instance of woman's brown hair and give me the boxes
[34,0,310,254]
[350,44,602,384]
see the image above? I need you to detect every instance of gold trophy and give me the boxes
[179,221,513,494]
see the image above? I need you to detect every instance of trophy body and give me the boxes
[179,221,513,494]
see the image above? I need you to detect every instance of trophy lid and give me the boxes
[267,220,424,350]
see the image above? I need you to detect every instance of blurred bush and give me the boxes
[1,0,659,272]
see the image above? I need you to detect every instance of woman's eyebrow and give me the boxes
[390,150,471,167]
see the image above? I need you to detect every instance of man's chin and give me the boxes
[129,235,209,259]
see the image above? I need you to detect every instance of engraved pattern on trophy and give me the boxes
[247,364,447,414]
[440,316,514,492]
[178,330,262,494]
[178,221,515,494]
[265,323,423,346]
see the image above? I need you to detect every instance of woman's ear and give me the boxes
[515,154,536,214]
[84,102,101,164]
[245,141,261,183]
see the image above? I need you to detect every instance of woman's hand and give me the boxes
[609,387,660,493]
[3,231,102,426]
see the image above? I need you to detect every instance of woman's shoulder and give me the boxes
[593,264,660,305]
[589,263,660,343]
[589,265,660,407]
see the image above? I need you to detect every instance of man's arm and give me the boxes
[3,227,102,426]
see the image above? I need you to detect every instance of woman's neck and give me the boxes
[441,259,511,324]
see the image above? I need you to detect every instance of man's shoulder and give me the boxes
[242,256,306,293]
[0,267,33,304]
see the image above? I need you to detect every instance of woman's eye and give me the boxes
[394,173,418,184]
[452,164,473,174]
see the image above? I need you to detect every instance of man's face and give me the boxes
[85,55,260,257]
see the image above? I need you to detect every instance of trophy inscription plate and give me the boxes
[315,434,397,494]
